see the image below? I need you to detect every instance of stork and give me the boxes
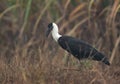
[46,22,110,65]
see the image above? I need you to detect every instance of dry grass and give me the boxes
[0,0,120,84]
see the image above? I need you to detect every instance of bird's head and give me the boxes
[46,22,58,37]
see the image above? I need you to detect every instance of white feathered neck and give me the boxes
[51,23,62,42]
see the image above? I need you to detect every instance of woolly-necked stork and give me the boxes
[46,22,110,65]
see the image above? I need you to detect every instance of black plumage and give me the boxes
[46,23,110,66]
[58,36,110,65]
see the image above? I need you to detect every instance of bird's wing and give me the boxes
[58,36,110,65]
[58,36,97,59]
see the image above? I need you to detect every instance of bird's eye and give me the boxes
[48,23,53,28]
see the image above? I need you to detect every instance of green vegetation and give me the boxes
[0,0,120,84]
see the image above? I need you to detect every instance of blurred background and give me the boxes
[0,0,120,84]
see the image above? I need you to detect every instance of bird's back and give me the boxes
[58,36,110,65]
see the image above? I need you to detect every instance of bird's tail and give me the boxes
[93,52,110,66]
[102,57,110,65]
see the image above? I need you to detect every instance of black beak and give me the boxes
[46,28,52,37]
